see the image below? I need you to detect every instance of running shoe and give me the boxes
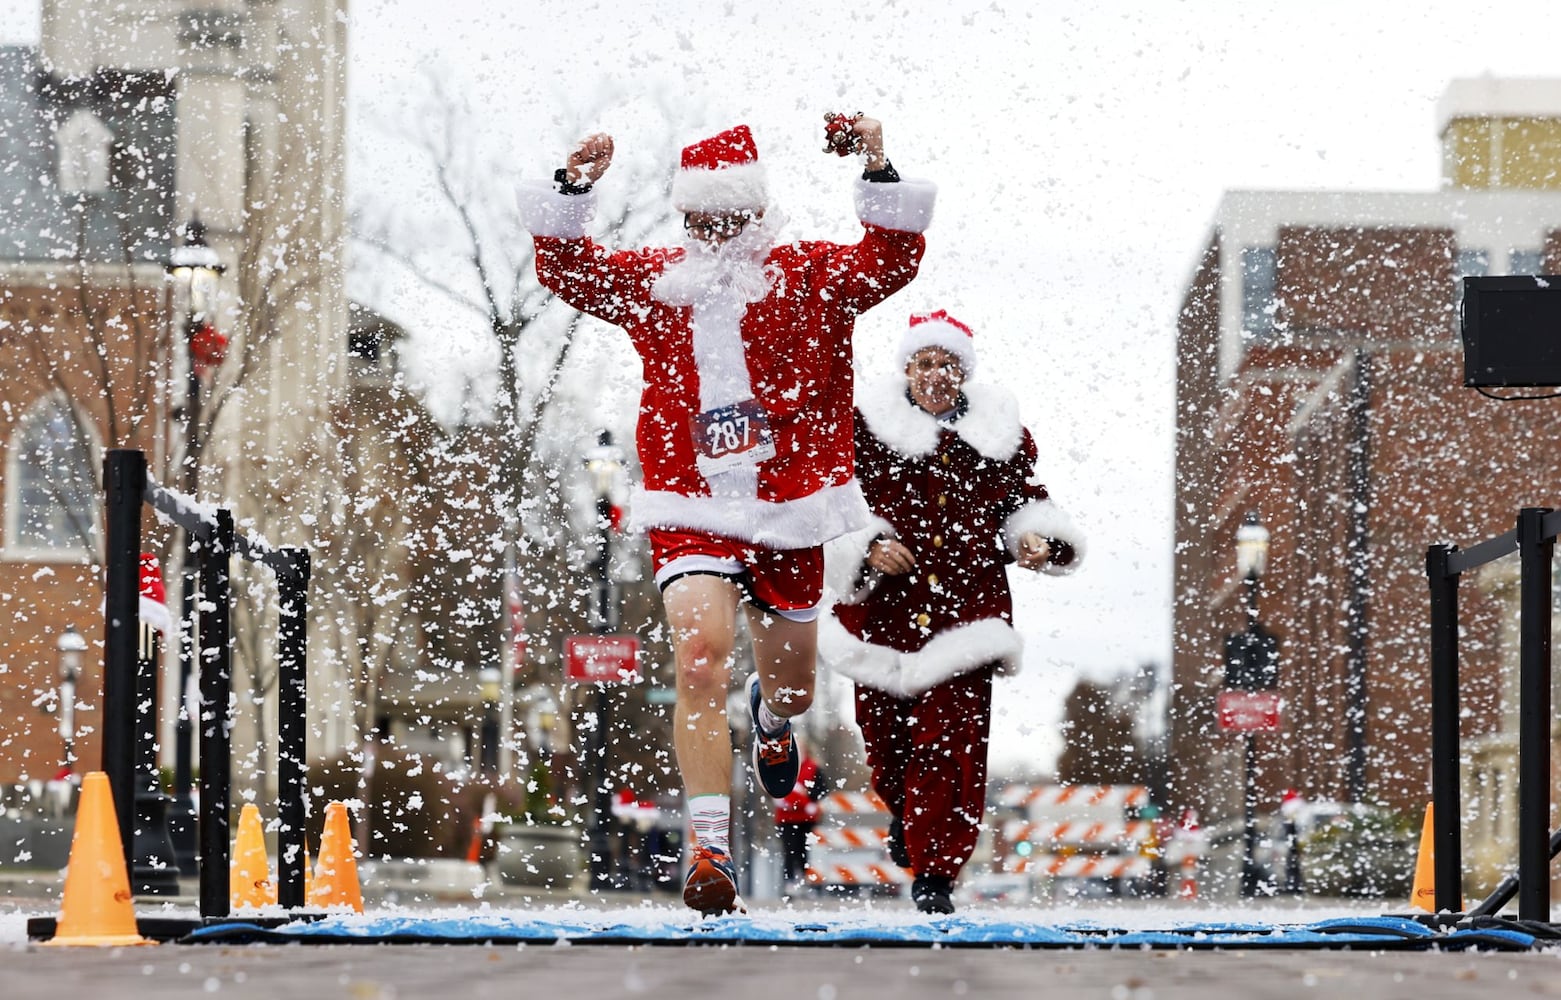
[747,673,800,798]
[683,844,741,915]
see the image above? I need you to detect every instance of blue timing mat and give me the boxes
[183,911,1541,950]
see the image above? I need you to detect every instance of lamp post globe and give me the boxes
[1235,512,1270,582]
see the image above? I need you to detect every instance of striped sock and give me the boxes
[756,697,789,738]
[688,794,731,854]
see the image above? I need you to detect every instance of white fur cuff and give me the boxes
[516,181,596,238]
[854,177,937,233]
[1004,499,1085,576]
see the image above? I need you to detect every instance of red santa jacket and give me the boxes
[517,178,937,549]
[819,374,1085,697]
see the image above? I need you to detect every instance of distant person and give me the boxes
[820,310,1083,914]
[774,744,828,892]
[517,117,936,914]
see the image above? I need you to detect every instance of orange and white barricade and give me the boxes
[990,784,1158,899]
[804,790,912,894]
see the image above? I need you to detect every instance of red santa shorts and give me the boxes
[649,528,823,623]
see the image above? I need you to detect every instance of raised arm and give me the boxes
[818,117,938,312]
[516,132,664,325]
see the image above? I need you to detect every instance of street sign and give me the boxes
[1217,690,1283,732]
[565,635,641,684]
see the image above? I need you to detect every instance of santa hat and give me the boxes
[670,124,769,214]
[139,553,171,636]
[899,309,977,377]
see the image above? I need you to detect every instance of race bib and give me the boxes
[691,398,777,474]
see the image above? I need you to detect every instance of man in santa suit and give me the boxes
[517,118,936,913]
[820,310,1084,914]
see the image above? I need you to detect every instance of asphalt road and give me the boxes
[5,872,1560,999]
[3,939,1561,1000]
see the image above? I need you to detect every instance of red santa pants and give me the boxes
[853,665,994,881]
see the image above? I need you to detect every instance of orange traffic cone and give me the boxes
[42,772,153,947]
[230,803,277,910]
[308,801,363,912]
[1409,802,1459,912]
[466,814,483,864]
[304,838,315,901]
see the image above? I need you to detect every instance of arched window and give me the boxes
[4,394,100,559]
[55,109,113,197]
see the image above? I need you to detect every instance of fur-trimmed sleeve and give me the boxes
[823,516,897,605]
[1003,497,1085,576]
[1001,429,1085,576]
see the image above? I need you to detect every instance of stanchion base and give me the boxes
[27,910,331,944]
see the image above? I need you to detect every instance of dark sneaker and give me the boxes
[912,874,955,915]
[683,844,742,915]
[887,815,912,869]
[747,673,800,798]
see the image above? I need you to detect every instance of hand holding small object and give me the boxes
[822,113,887,173]
[566,133,615,185]
[1017,532,1052,570]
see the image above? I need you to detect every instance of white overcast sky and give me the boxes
[5,2,1561,769]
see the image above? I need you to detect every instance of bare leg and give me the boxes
[744,606,818,721]
[664,575,742,796]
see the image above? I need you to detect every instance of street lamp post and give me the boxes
[164,219,224,875]
[1234,512,1271,899]
[56,625,87,774]
[478,667,501,776]
[583,431,623,890]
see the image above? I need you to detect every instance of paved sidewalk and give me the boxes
[3,933,1559,1000]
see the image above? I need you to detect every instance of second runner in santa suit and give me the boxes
[516,117,936,914]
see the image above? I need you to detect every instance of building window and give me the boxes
[1456,249,1490,278]
[55,109,113,197]
[1509,249,1545,276]
[5,394,100,558]
[1241,247,1278,339]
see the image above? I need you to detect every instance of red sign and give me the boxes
[1217,690,1284,732]
[565,635,642,684]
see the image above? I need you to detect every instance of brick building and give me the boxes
[1173,79,1561,893]
[0,0,350,794]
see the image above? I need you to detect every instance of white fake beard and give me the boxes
[651,208,786,307]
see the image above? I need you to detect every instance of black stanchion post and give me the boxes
[132,621,179,896]
[275,547,310,910]
[169,555,198,874]
[197,508,234,919]
[102,449,145,878]
[1425,543,1463,916]
[1516,507,1553,923]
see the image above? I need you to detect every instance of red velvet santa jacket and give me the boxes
[516,178,937,549]
[819,374,1085,698]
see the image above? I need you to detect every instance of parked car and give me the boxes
[1204,800,1416,898]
